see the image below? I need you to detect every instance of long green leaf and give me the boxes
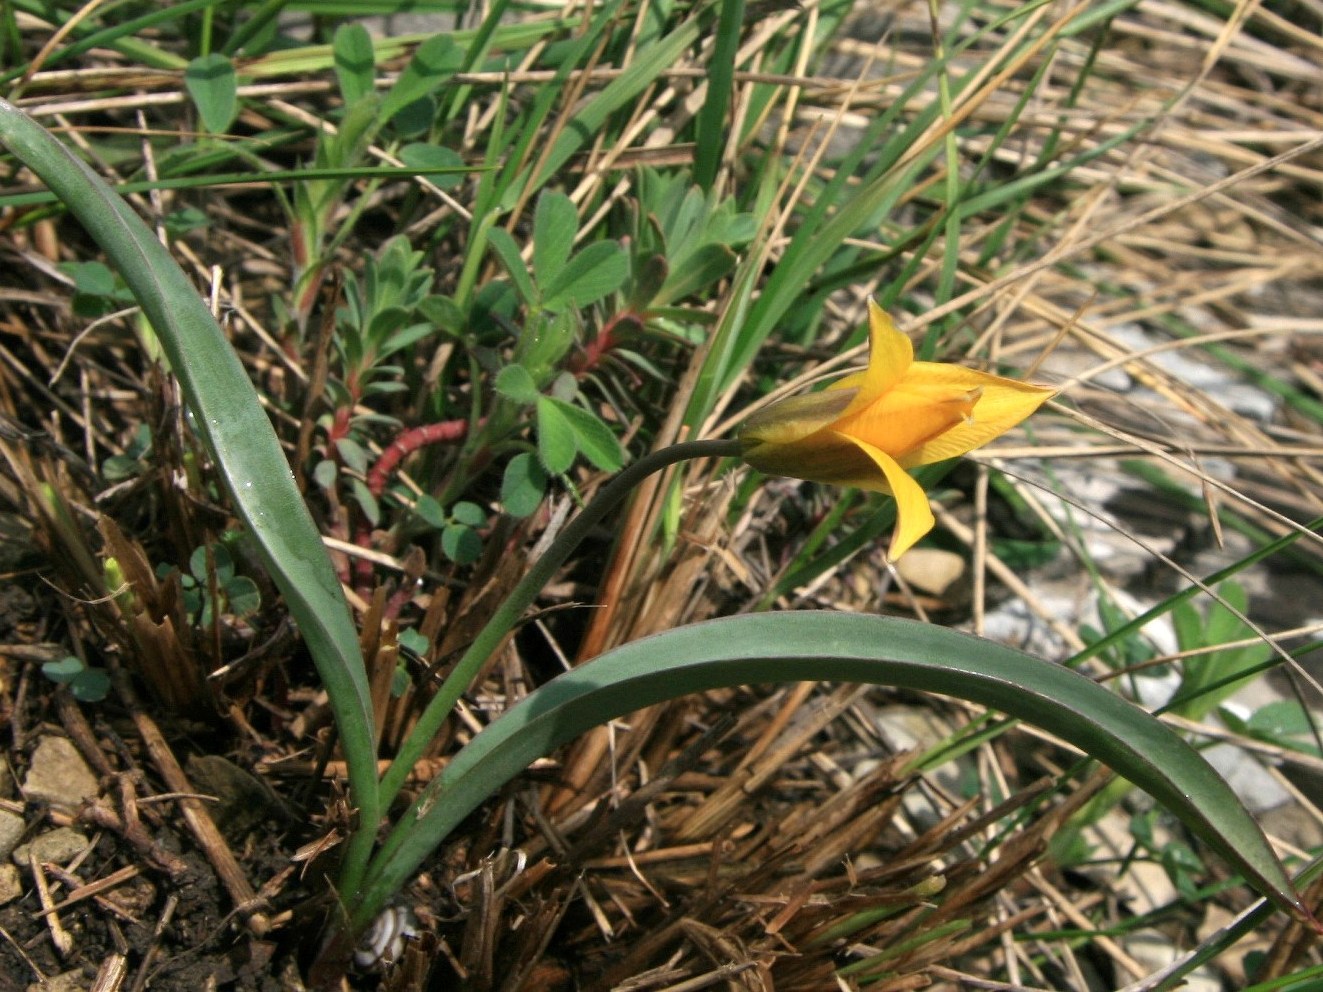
[351,611,1305,932]
[692,0,744,192]
[0,166,475,211]
[0,100,382,893]
[528,11,701,192]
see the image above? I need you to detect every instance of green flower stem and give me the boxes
[377,437,744,808]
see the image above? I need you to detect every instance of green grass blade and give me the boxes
[441,0,513,124]
[243,20,572,80]
[692,0,743,192]
[528,10,701,192]
[352,612,1306,933]
[1069,515,1323,671]
[3,0,207,79]
[0,99,381,893]
[0,165,475,210]
[221,0,288,57]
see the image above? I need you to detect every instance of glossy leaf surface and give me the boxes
[353,611,1304,931]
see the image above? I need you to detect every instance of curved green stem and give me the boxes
[378,438,743,808]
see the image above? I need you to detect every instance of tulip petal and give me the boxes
[833,379,981,458]
[832,300,914,419]
[739,388,856,452]
[832,433,935,560]
[894,364,1056,468]
[891,360,1001,392]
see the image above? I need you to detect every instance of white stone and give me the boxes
[893,548,965,597]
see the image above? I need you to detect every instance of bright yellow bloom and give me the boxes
[740,301,1055,560]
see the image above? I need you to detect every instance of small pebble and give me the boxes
[0,863,22,904]
[0,810,24,860]
[23,737,99,812]
[13,827,90,867]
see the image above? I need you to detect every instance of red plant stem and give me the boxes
[367,418,471,498]
[355,301,631,589]
[568,311,642,375]
[326,405,352,446]
[352,418,474,594]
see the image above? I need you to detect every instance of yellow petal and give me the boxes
[833,378,981,458]
[843,436,935,560]
[739,388,856,453]
[832,301,913,419]
[892,363,1056,468]
[742,423,881,486]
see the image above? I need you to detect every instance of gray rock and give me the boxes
[1203,741,1290,813]
[23,737,99,812]
[13,827,90,867]
[0,810,24,860]
[1108,323,1278,420]
[0,863,21,904]
[1260,798,1323,854]
[1035,342,1134,393]
[1122,930,1221,992]
[873,705,968,828]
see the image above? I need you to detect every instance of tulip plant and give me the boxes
[0,98,1313,983]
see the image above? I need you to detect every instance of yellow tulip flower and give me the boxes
[740,301,1055,560]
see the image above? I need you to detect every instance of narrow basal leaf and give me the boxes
[530,11,700,190]
[692,0,744,191]
[0,100,382,893]
[351,612,1306,932]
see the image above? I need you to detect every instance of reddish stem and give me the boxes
[568,311,642,375]
[366,418,471,498]
[352,418,473,594]
[326,405,352,446]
